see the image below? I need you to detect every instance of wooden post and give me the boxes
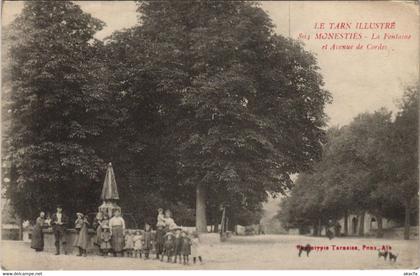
[344,211,348,236]
[196,183,207,233]
[358,212,365,237]
[404,200,410,240]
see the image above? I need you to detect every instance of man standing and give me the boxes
[51,205,69,255]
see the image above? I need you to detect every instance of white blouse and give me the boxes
[109,216,125,229]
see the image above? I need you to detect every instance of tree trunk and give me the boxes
[318,218,322,236]
[376,214,383,238]
[312,223,318,236]
[358,212,365,237]
[344,211,348,236]
[214,223,219,233]
[195,183,207,233]
[404,201,410,240]
[17,217,23,240]
[226,217,229,232]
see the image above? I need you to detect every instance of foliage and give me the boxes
[4,1,109,219]
[279,88,419,232]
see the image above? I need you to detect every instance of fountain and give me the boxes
[98,163,121,218]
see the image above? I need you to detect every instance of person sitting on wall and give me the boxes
[164,209,178,232]
[51,205,69,255]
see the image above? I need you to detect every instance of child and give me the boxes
[133,230,143,258]
[124,230,134,257]
[191,231,203,264]
[100,225,112,256]
[101,214,109,228]
[173,229,183,264]
[164,209,178,231]
[156,208,165,228]
[142,223,153,259]
[93,211,104,247]
[161,232,175,262]
[181,231,191,265]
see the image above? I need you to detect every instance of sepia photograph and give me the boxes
[1,0,419,272]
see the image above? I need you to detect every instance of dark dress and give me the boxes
[142,230,153,252]
[174,236,183,255]
[156,228,165,254]
[164,238,175,256]
[93,217,103,246]
[181,236,191,256]
[74,219,90,250]
[109,216,125,253]
[31,217,45,251]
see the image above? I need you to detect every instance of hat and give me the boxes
[164,231,175,237]
[76,212,84,217]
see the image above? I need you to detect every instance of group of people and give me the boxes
[30,205,70,255]
[30,206,204,265]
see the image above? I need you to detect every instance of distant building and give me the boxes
[337,213,399,236]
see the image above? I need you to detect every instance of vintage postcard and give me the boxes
[1,0,419,272]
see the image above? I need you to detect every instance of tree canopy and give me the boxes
[278,86,419,239]
[4,1,331,230]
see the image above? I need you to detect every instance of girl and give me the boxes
[73,213,89,257]
[100,225,112,256]
[133,230,143,258]
[191,231,203,264]
[31,211,46,252]
[124,229,134,257]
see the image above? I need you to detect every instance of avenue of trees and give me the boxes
[2,1,331,231]
[278,85,419,240]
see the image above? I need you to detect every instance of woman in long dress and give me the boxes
[73,213,90,257]
[31,211,46,252]
[109,209,125,256]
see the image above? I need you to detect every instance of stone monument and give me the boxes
[98,162,121,218]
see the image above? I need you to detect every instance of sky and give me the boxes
[2,1,419,127]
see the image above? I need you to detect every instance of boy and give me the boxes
[181,231,191,265]
[142,223,153,259]
[161,232,175,262]
[173,229,183,263]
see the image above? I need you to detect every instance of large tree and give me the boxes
[127,1,330,232]
[279,102,418,239]
[4,1,109,220]
[384,85,419,239]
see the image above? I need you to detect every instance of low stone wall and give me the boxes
[41,228,99,255]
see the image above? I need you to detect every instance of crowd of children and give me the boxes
[90,208,203,265]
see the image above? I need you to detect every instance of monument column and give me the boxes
[98,163,121,218]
